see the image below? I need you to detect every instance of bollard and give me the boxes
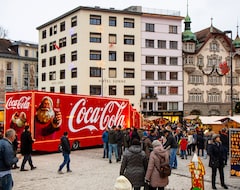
[188,153,205,190]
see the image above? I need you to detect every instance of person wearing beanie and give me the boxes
[208,133,228,189]
[114,175,132,190]
[120,138,148,190]
[145,139,169,189]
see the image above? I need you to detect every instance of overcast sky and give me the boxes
[0,0,239,43]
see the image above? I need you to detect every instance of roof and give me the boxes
[0,38,17,55]
[198,116,223,125]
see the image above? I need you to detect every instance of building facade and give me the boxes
[182,12,240,116]
[0,39,38,101]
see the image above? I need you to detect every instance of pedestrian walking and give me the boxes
[120,138,148,190]
[208,134,228,189]
[145,140,170,190]
[20,125,36,171]
[102,127,109,159]
[0,129,19,190]
[108,125,119,163]
[58,131,72,174]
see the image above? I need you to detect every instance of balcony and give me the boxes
[141,93,157,100]
[184,64,195,73]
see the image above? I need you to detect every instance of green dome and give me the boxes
[182,30,197,42]
[233,35,240,48]
[185,15,191,22]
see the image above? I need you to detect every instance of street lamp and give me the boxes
[224,30,233,116]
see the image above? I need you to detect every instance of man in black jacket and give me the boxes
[20,125,36,171]
[58,131,71,174]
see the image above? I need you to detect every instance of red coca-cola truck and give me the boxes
[4,91,141,152]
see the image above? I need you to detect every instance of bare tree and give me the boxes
[0,26,8,38]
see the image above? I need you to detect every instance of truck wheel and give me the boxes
[58,144,63,152]
[72,141,80,150]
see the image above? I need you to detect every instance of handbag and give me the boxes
[155,163,171,178]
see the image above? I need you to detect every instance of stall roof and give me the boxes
[217,116,240,124]
[199,116,223,124]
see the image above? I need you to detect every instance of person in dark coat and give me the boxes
[208,134,228,189]
[120,138,148,190]
[12,135,19,169]
[20,125,36,171]
[196,130,205,157]
[58,131,71,174]
[0,129,19,189]
[116,125,124,161]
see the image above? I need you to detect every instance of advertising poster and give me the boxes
[229,128,240,177]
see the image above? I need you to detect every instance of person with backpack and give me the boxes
[145,140,170,190]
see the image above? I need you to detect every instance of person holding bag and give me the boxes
[145,140,170,190]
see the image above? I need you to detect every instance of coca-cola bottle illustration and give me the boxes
[53,98,61,127]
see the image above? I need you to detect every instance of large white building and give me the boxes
[37,5,184,119]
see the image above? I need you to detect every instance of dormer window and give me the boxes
[210,40,219,52]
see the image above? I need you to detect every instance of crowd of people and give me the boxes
[105,122,230,190]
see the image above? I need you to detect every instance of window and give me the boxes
[41,59,46,67]
[90,15,101,25]
[41,44,47,53]
[59,37,66,48]
[124,68,134,78]
[71,51,77,61]
[60,21,65,32]
[109,51,116,61]
[50,87,55,92]
[71,33,77,44]
[49,41,56,51]
[90,50,101,60]
[49,71,56,80]
[109,68,117,78]
[71,68,77,78]
[49,56,56,66]
[124,86,135,95]
[158,57,166,65]
[71,16,77,27]
[53,25,57,34]
[158,87,166,95]
[145,39,154,48]
[170,41,178,49]
[109,34,116,44]
[146,71,154,80]
[6,76,12,86]
[169,102,178,110]
[146,23,154,32]
[124,35,134,45]
[24,50,28,57]
[170,57,178,65]
[189,75,203,84]
[42,73,46,81]
[90,85,101,95]
[60,54,65,64]
[90,67,101,77]
[170,72,178,80]
[124,52,134,62]
[189,92,203,102]
[6,62,12,70]
[109,86,116,95]
[90,33,101,43]
[42,30,46,39]
[71,85,77,94]
[158,72,166,80]
[60,70,65,79]
[169,87,178,95]
[169,25,178,34]
[158,102,167,110]
[207,92,220,103]
[60,86,65,93]
[146,56,154,64]
[208,75,221,85]
[49,27,53,36]
[158,40,166,49]
[23,64,29,73]
[109,17,116,26]
[124,18,134,28]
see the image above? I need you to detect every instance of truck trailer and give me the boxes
[4,91,140,152]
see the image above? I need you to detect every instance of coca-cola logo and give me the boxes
[68,99,127,132]
[5,96,31,110]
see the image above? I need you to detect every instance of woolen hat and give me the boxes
[114,175,132,190]
[212,134,220,141]
[152,140,162,148]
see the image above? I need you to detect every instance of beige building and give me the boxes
[0,39,38,101]
[182,12,240,116]
[37,6,142,110]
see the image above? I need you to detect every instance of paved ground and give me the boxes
[12,148,240,190]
